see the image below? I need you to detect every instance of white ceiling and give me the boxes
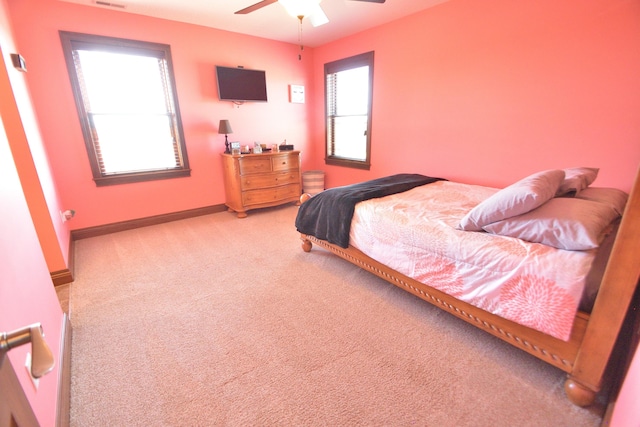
[59,0,449,47]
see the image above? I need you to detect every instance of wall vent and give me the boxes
[95,1,126,9]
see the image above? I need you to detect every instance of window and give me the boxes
[325,51,374,170]
[59,32,190,186]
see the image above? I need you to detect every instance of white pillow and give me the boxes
[458,169,565,231]
[556,167,599,196]
[575,187,628,215]
[482,198,619,250]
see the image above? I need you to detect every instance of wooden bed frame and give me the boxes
[299,167,640,407]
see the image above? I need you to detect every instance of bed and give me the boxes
[295,167,640,407]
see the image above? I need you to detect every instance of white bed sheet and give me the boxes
[349,180,595,341]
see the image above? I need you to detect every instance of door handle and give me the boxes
[0,323,55,378]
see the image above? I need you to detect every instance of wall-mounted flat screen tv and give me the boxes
[216,66,268,102]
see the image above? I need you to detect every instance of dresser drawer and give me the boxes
[242,184,301,206]
[272,154,299,172]
[241,171,299,190]
[239,157,272,175]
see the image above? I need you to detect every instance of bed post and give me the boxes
[566,165,640,406]
[299,193,313,252]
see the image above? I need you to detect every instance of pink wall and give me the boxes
[0,0,68,273]
[0,117,63,427]
[1,1,64,424]
[1,43,63,427]
[7,0,314,231]
[311,0,640,192]
[0,115,63,427]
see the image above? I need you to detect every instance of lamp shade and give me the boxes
[218,120,233,134]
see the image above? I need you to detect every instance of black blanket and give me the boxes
[295,173,445,248]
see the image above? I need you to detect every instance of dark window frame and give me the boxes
[59,31,190,186]
[324,51,374,170]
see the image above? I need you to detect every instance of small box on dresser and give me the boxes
[221,150,302,218]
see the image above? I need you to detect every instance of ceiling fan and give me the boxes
[235,0,386,27]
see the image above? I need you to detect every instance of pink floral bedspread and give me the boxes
[349,181,596,341]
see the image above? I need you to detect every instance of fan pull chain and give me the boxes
[298,15,304,60]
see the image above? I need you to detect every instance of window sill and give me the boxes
[325,157,370,170]
[94,168,191,186]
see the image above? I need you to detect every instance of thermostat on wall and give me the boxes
[289,85,305,104]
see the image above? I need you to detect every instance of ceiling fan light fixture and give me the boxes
[278,0,321,19]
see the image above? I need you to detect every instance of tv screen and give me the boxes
[216,66,268,102]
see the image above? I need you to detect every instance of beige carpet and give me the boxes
[69,205,605,426]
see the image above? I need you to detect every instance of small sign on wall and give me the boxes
[289,85,305,104]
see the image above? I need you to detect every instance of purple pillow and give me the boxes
[575,187,628,215]
[458,169,565,231]
[482,197,619,250]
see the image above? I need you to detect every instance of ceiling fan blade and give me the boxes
[309,4,329,27]
[235,0,279,15]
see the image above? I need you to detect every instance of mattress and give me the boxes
[349,180,596,341]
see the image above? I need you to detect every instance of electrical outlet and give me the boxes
[25,352,40,390]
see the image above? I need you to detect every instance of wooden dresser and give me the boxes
[221,150,301,218]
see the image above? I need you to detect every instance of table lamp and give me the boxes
[219,120,233,153]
